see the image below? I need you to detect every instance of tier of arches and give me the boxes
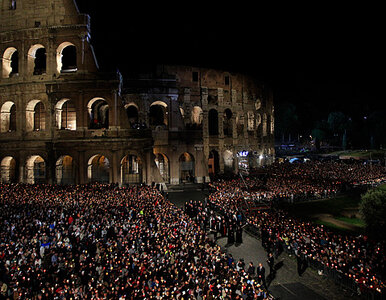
[124,100,273,137]
[2,42,77,78]
[0,97,111,133]
[208,108,273,137]
[126,101,204,130]
[0,154,144,185]
[0,151,200,185]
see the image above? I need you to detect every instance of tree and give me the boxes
[359,188,386,239]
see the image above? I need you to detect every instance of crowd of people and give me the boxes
[208,160,386,296]
[0,183,273,299]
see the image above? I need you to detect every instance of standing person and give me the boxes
[227,223,234,245]
[235,224,243,244]
[257,263,266,288]
[247,262,255,278]
[296,253,303,276]
[267,253,274,274]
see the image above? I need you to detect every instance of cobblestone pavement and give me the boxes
[168,188,363,300]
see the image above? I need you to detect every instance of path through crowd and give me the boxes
[167,187,362,300]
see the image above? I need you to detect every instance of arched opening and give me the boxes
[179,152,195,183]
[208,150,219,175]
[2,47,18,78]
[121,154,142,184]
[87,155,110,183]
[247,111,255,131]
[56,155,75,185]
[87,98,109,129]
[126,104,139,128]
[34,48,46,75]
[223,108,233,137]
[149,101,168,128]
[190,106,203,129]
[1,156,16,183]
[61,45,77,72]
[25,155,46,184]
[33,102,45,131]
[1,101,16,132]
[154,153,169,183]
[28,45,46,75]
[56,42,77,73]
[26,100,45,131]
[223,150,234,174]
[236,113,244,136]
[55,99,76,130]
[208,109,218,135]
[9,51,18,76]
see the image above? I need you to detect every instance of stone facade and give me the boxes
[0,0,274,186]
[122,65,275,184]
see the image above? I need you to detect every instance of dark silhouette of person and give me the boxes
[247,262,255,277]
[257,263,266,288]
[267,253,274,274]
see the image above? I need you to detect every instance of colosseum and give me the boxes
[0,0,274,187]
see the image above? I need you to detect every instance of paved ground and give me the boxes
[168,187,362,300]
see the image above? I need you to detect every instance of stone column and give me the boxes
[111,150,119,183]
[78,150,86,184]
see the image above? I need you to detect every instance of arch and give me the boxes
[223,150,234,173]
[55,99,76,130]
[270,114,274,135]
[223,108,233,137]
[28,44,46,75]
[1,101,16,132]
[87,154,110,183]
[236,112,244,136]
[191,106,203,127]
[1,156,16,183]
[125,104,139,128]
[121,154,142,184]
[208,109,219,135]
[179,152,195,183]
[247,111,255,131]
[2,47,18,78]
[56,42,77,73]
[55,155,75,185]
[25,155,46,184]
[208,149,219,175]
[26,100,45,131]
[154,152,169,183]
[87,98,109,129]
[149,101,168,128]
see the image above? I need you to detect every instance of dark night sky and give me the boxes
[75,1,384,131]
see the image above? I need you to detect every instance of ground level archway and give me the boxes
[1,156,16,183]
[25,155,46,184]
[56,155,75,185]
[121,154,142,184]
[88,155,110,183]
[154,153,169,183]
[179,152,195,183]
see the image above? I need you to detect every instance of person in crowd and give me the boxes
[267,253,275,275]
